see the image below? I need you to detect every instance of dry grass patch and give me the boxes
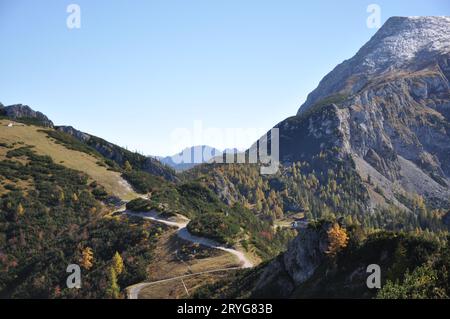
[0,120,137,200]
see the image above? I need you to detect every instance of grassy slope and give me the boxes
[0,143,163,298]
[137,229,240,298]
[0,120,137,200]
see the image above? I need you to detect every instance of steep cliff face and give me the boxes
[275,17,450,209]
[252,222,332,298]
[343,66,450,207]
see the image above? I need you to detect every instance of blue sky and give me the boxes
[1,0,449,156]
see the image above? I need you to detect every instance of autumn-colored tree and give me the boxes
[255,187,265,203]
[80,247,94,270]
[326,223,349,256]
[273,205,284,219]
[53,285,62,298]
[72,193,79,202]
[17,203,25,216]
[124,160,132,172]
[112,251,124,275]
[56,186,65,203]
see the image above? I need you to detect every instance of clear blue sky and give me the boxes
[1,0,449,156]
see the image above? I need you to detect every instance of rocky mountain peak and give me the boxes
[0,103,54,127]
[298,16,450,115]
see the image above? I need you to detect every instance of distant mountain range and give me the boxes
[155,145,222,171]
[156,146,245,171]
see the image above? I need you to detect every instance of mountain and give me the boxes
[298,16,450,115]
[191,17,450,224]
[157,145,222,171]
[274,16,450,210]
[190,16,450,299]
[0,104,177,193]
[0,103,54,127]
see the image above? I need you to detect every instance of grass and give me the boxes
[0,120,138,200]
[134,226,241,299]
[137,271,238,299]
[146,230,240,281]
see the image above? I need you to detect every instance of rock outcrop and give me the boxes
[253,221,333,298]
[0,104,54,127]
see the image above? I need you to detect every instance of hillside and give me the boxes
[0,138,165,298]
[0,120,137,200]
[56,125,178,182]
[193,220,450,299]
[0,112,295,299]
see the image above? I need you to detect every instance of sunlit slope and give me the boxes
[0,120,137,200]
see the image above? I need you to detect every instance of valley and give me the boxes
[1,15,450,300]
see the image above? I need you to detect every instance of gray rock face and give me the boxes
[341,66,450,206]
[298,16,450,116]
[283,223,330,284]
[2,104,54,127]
[57,125,90,142]
[253,222,332,298]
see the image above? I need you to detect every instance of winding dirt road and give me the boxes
[124,210,254,299]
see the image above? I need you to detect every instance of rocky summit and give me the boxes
[298,16,450,115]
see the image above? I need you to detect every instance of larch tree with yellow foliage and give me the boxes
[124,160,132,172]
[17,203,25,216]
[80,247,94,270]
[326,223,349,256]
[112,251,124,275]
